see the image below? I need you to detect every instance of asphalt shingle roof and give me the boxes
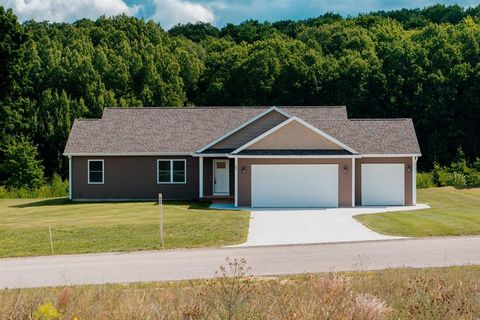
[63,106,420,155]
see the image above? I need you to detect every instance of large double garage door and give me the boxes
[251,164,338,208]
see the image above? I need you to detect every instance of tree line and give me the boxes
[1,4,480,188]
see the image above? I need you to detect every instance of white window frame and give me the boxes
[88,159,104,184]
[157,159,187,184]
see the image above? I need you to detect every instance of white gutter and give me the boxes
[361,154,422,158]
[191,153,229,158]
[63,152,192,157]
[228,155,362,159]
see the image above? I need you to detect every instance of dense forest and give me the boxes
[1,4,480,187]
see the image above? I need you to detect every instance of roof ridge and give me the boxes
[350,118,411,121]
[104,106,346,110]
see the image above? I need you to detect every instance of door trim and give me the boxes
[213,159,230,195]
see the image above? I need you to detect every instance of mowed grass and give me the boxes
[0,198,249,258]
[355,187,480,236]
[1,264,480,319]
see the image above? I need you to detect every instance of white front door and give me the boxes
[213,159,229,195]
[251,164,338,208]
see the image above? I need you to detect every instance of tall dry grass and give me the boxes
[0,261,479,319]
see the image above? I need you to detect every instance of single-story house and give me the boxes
[63,106,421,207]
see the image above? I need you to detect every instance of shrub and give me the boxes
[466,171,480,186]
[46,174,69,197]
[473,158,480,172]
[432,163,450,186]
[33,303,60,320]
[0,175,68,198]
[417,172,435,188]
[450,147,470,175]
[444,172,467,187]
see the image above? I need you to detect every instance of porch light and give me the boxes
[407,165,411,172]
[344,165,348,174]
[241,166,247,174]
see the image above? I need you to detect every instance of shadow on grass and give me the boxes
[156,200,214,210]
[10,197,214,211]
[9,197,73,208]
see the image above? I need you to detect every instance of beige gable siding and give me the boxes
[210,111,288,150]
[247,120,344,150]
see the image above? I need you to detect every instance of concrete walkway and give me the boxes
[212,204,429,246]
[0,236,479,289]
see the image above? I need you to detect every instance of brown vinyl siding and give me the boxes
[211,111,288,149]
[237,158,353,207]
[247,120,343,150]
[71,156,198,200]
[355,157,413,205]
[203,158,213,196]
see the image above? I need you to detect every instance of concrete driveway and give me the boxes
[212,204,429,246]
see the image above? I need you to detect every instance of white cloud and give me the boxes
[151,0,215,29]
[1,0,139,22]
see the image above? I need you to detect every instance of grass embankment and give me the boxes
[0,198,249,258]
[1,263,479,319]
[355,187,480,236]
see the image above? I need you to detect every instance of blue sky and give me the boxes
[1,0,478,29]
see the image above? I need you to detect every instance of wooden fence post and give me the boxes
[48,225,54,255]
[158,193,164,247]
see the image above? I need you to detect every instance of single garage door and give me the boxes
[251,164,338,208]
[361,164,404,206]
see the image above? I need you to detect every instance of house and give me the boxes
[63,106,421,207]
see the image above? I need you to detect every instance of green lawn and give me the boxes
[355,187,480,236]
[0,198,249,258]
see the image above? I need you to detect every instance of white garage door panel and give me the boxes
[362,164,404,206]
[252,165,338,208]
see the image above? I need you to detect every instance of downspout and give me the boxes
[412,156,417,205]
[351,157,355,207]
[68,156,72,200]
[199,156,204,199]
[234,157,238,207]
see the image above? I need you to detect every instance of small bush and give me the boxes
[33,303,61,320]
[444,172,467,187]
[466,171,480,186]
[429,150,480,188]
[0,174,68,198]
[417,172,435,188]
[473,158,480,172]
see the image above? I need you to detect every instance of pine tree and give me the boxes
[0,137,45,189]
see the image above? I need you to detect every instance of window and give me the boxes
[88,160,104,184]
[157,160,186,184]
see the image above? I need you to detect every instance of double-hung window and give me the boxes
[157,160,186,184]
[88,160,104,184]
